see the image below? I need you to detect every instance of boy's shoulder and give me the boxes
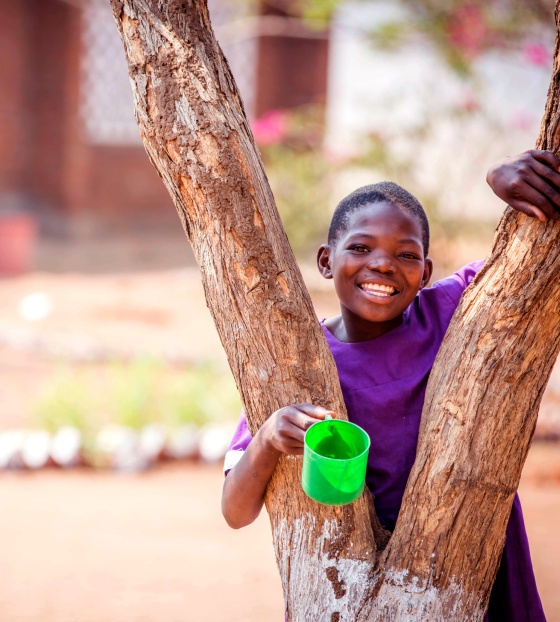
[424,260,484,307]
[410,260,484,332]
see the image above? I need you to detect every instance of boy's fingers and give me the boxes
[530,149,560,171]
[273,403,337,449]
[280,417,318,446]
[294,402,336,419]
[509,199,547,222]
[279,434,305,449]
[289,412,319,434]
[513,179,559,220]
[278,410,314,439]
[529,162,560,207]
[276,434,304,455]
[285,404,336,436]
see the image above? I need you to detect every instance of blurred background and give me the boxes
[1,0,559,620]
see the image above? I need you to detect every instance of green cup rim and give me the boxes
[304,419,370,462]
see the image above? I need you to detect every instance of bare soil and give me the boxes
[0,449,558,622]
[0,463,284,622]
[0,231,559,621]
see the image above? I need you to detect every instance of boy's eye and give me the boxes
[400,253,419,260]
[350,245,369,252]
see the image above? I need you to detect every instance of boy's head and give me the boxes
[317,184,433,341]
[328,182,430,257]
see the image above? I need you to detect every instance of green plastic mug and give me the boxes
[302,418,370,506]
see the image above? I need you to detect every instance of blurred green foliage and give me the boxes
[34,368,94,434]
[161,363,242,428]
[33,359,241,436]
[255,107,333,255]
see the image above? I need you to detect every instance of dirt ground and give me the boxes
[0,464,285,622]
[1,230,560,621]
[0,449,559,622]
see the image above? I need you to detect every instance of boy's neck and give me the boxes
[325,313,404,343]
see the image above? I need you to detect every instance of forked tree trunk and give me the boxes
[109,1,560,619]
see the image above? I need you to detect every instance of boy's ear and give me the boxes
[317,244,333,279]
[419,257,433,290]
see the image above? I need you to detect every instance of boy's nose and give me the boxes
[367,252,396,273]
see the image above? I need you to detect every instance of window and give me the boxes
[80,0,257,145]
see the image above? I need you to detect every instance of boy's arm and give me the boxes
[487,149,560,221]
[221,403,333,529]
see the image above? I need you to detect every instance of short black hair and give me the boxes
[328,181,430,256]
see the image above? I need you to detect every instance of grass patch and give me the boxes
[33,358,241,439]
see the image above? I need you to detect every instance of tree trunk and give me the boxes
[108,2,380,619]
[109,1,560,620]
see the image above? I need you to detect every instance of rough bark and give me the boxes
[108,2,379,620]
[109,1,560,620]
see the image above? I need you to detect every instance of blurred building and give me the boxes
[1,0,550,238]
[0,0,329,234]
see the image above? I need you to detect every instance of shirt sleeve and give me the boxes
[450,259,484,289]
[223,410,253,475]
[436,259,484,306]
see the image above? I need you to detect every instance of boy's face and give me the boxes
[317,201,433,342]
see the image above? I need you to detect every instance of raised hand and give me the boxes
[486,149,560,222]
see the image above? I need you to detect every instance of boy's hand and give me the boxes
[486,149,560,222]
[261,403,335,456]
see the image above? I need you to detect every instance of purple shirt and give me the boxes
[226,261,545,621]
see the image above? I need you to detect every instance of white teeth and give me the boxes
[360,283,396,296]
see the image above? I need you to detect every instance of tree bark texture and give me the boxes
[109,1,560,620]
[108,1,380,620]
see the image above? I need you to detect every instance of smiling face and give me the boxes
[317,201,433,342]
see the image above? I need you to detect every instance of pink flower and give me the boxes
[456,90,479,112]
[523,42,550,67]
[446,3,487,59]
[510,110,534,132]
[251,110,288,145]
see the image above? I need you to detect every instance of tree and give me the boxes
[109,1,560,619]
